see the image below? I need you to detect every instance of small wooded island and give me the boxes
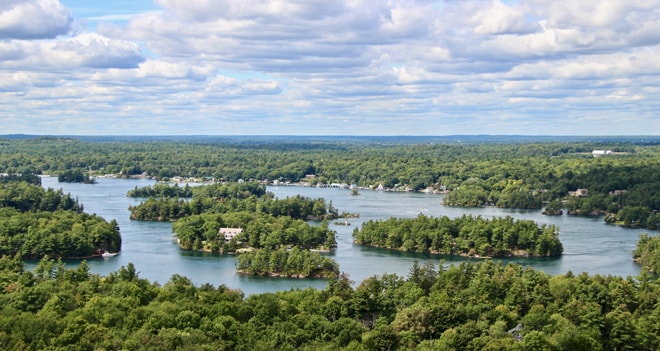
[353,214,563,258]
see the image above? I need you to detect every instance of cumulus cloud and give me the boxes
[4,0,660,135]
[0,0,73,39]
[110,0,660,74]
[471,1,541,35]
[0,33,143,70]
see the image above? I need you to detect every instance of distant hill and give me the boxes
[2,134,660,145]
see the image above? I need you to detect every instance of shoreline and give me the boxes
[354,242,557,259]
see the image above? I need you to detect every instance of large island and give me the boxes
[353,214,562,258]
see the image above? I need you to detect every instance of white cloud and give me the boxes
[4,0,660,135]
[0,33,143,70]
[472,1,540,35]
[0,0,73,39]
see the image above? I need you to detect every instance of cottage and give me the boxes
[219,227,243,242]
[569,188,588,197]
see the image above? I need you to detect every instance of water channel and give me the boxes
[38,177,655,295]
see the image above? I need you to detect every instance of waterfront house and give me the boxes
[219,227,243,242]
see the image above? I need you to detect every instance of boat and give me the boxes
[102,251,118,258]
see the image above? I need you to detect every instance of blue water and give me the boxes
[37,177,655,294]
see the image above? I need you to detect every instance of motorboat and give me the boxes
[102,251,118,258]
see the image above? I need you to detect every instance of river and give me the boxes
[37,177,655,295]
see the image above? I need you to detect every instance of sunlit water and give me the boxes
[35,177,656,295]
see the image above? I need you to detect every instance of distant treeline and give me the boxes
[2,138,660,228]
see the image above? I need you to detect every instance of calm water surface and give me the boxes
[38,177,655,295]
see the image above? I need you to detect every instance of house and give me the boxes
[592,150,612,157]
[219,227,243,242]
[569,189,588,197]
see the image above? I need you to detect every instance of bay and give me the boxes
[37,177,656,295]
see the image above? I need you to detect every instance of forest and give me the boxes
[633,234,660,273]
[171,211,336,254]
[0,181,120,259]
[57,170,95,184]
[1,136,660,349]
[0,255,658,350]
[128,182,338,222]
[1,137,659,228]
[127,183,194,198]
[353,215,562,258]
[234,246,339,278]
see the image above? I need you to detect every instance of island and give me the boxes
[0,178,121,259]
[235,246,339,278]
[353,214,562,258]
[128,182,339,222]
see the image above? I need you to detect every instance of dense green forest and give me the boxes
[235,247,339,278]
[1,137,659,228]
[0,182,83,213]
[353,215,562,258]
[172,212,336,253]
[1,136,660,350]
[128,182,337,222]
[0,255,658,350]
[57,169,95,184]
[0,182,120,259]
[633,234,660,273]
[0,173,41,185]
[127,183,194,198]
[127,182,267,221]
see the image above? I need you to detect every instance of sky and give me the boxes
[1,0,660,136]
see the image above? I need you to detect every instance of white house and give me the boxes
[219,227,243,242]
[592,150,612,157]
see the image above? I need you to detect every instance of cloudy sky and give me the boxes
[1,0,660,135]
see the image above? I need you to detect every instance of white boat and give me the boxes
[102,251,118,258]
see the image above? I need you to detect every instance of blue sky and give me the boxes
[1,0,660,136]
